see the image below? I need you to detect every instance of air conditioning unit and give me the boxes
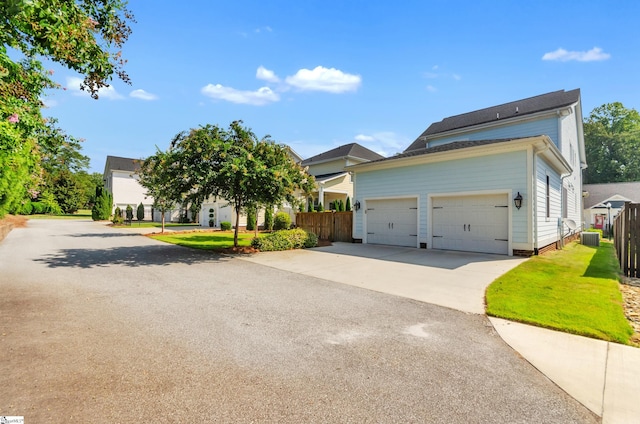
[581,232,600,247]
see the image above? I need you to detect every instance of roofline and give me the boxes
[316,172,349,184]
[347,135,572,175]
[303,155,373,166]
[419,106,576,145]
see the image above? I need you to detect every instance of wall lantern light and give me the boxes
[354,200,361,211]
[514,192,523,210]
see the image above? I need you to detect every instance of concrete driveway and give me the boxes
[240,243,528,314]
[0,220,596,423]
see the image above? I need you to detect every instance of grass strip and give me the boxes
[486,241,633,344]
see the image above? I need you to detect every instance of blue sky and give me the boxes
[42,1,640,173]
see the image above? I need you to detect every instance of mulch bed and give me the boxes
[620,278,640,346]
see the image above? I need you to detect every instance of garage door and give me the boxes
[432,194,508,255]
[365,198,418,247]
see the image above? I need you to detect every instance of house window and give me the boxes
[546,175,550,218]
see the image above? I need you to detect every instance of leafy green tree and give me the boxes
[264,206,274,231]
[246,205,256,231]
[584,102,640,183]
[0,0,134,218]
[50,170,82,213]
[159,121,315,247]
[136,202,145,222]
[91,186,111,220]
[138,149,183,233]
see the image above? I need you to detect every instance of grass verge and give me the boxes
[27,209,92,219]
[149,231,263,250]
[114,222,201,228]
[486,241,633,344]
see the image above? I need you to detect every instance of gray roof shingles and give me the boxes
[105,155,141,173]
[404,89,581,152]
[302,143,384,165]
[583,182,640,209]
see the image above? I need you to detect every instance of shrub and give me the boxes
[137,203,145,221]
[317,202,324,212]
[126,205,134,221]
[345,197,351,212]
[31,201,45,214]
[112,206,124,224]
[307,199,314,212]
[246,207,256,231]
[92,187,112,221]
[20,202,33,215]
[264,206,274,231]
[273,211,291,230]
[251,228,318,251]
[220,221,232,231]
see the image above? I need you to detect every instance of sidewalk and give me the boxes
[490,318,640,423]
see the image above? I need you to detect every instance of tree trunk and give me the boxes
[161,209,166,233]
[234,208,241,247]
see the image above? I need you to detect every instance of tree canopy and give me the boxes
[584,102,640,183]
[0,0,134,217]
[138,121,315,246]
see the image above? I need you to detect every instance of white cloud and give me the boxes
[426,85,437,92]
[542,47,611,62]
[201,84,279,106]
[285,66,361,93]
[452,74,461,81]
[65,76,123,100]
[354,134,375,142]
[256,66,280,83]
[255,26,272,33]
[352,131,409,157]
[130,89,158,101]
[42,98,58,108]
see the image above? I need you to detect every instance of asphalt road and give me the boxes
[0,220,598,423]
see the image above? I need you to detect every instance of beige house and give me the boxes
[301,143,384,210]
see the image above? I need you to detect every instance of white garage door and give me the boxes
[365,198,418,247]
[432,194,509,255]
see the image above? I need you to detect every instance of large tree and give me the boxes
[584,102,640,183]
[0,0,134,217]
[138,150,183,233]
[142,121,315,246]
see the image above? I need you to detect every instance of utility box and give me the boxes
[581,232,600,247]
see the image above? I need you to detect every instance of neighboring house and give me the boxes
[347,89,586,256]
[103,155,185,222]
[583,182,640,232]
[301,143,384,210]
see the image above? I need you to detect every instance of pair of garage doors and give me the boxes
[365,194,509,255]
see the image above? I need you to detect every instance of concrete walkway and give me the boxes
[239,242,640,423]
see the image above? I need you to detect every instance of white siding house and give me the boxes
[348,89,586,256]
[103,156,155,220]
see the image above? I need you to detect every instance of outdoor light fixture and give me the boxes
[607,202,612,240]
[354,200,361,211]
[514,192,523,210]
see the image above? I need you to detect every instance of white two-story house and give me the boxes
[348,89,586,256]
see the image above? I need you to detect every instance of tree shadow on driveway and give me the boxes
[34,244,229,269]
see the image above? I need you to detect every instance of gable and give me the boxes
[302,143,384,166]
[583,182,640,209]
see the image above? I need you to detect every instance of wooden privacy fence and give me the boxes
[296,211,353,242]
[614,201,640,278]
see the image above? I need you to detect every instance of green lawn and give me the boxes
[486,241,633,344]
[114,222,201,228]
[150,231,263,250]
[27,209,92,219]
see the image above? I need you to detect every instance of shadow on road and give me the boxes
[34,244,229,268]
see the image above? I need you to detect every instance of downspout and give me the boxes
[559,172,572,249]
[533,144,550,255]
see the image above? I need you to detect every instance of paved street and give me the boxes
[0,220,597,423]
